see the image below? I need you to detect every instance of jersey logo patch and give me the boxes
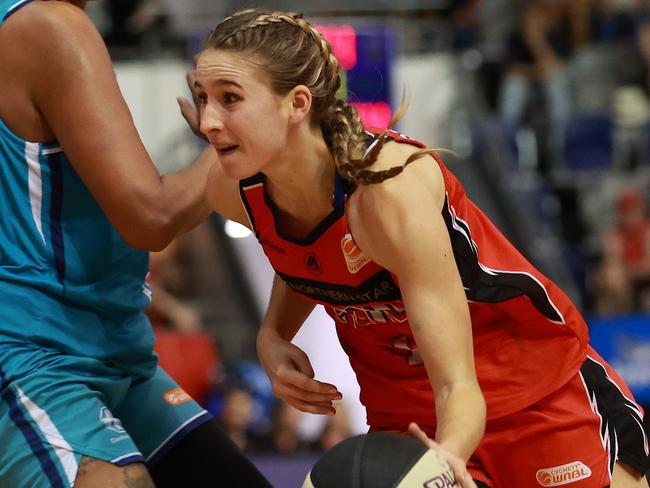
[99,407,126,433]
[304,253,323,276]
[163,388,192,406]
[341,233,370,274]
[536,461,592,486]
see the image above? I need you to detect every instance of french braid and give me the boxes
[204,9,435,186]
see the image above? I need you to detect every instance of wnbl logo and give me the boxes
[536,462,591,486]
[341,233,370,274]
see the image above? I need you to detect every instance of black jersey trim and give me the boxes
[442,194,565,323]
[276,269,402,306]
[239,172,345,246]
[579,355,649,475]
[239,173,264,238]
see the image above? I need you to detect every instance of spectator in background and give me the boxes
[611,16,650,168]
[101,0,171,51]
[596,189,650,314]
[146,227,223,407]
[639,17,650,95]
[147,236,202,332]
[316,401,353,452]
[261,400,312,454]
[498,0,577,169]
[103,0,144,46]
[592,0,648,44]
[219,388,256,451]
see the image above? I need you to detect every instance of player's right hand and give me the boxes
[257,328,342,415]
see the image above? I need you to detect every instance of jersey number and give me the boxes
[392,335,423,366]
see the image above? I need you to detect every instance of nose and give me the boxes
[199,102,225,136]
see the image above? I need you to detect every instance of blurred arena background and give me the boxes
[86,0,650,485]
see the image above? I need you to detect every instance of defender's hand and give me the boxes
[177,69,204,140]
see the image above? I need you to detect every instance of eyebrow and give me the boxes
[194,79,243,90]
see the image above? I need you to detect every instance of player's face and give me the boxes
[196,49,292,180]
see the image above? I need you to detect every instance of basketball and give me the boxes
[302,432,459,488]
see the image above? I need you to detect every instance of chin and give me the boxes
[219,161,258,181]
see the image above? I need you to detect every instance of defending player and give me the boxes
[0,1,270,486]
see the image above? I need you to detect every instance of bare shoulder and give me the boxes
[0,1,108,92]
[1,1,98,43]
[370,139,426,171]
[0,0,109,81]
[349,140,445,221]
[346,140,446,266]
[0,1,105,138]
[206,162,251,228]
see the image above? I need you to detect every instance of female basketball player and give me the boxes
[193,8,650,488]
[0,1,270,486]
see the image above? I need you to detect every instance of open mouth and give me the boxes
[216,145,239,156]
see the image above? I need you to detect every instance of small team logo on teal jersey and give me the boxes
[99,407,126,433]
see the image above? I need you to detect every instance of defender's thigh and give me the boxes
[74,457,154,488]
[114,366,211,464]
[0,347,147,487]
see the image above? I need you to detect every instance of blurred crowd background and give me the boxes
[84,0,650,484]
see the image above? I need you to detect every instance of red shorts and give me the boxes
[468,349,649,488]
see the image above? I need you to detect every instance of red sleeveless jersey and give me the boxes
[239,131,589,431]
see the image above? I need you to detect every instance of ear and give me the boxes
[287,85,312,124]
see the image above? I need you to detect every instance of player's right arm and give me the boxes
[2,2,214,251]
[203,159,342,414]
[257,274,342,415]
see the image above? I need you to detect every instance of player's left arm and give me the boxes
[347,144,486,463]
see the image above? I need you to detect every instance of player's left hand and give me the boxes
[408,422,477,488]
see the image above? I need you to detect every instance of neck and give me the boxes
[264,124,335,216]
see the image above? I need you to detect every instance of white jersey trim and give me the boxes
[25,142,46,245]
[239,182,262,233]
[6,0,32,18]
[111,452,144,464]
[446,192,566,325]
[145,410,208,462]
[16,385,79,486]
[587,354,649,456]
[578,371,613,476]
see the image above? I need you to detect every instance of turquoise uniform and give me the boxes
[0,2,210,486]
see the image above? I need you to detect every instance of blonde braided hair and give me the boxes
[204,9,434,186]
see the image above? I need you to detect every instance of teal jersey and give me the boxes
[0,0,155,370]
